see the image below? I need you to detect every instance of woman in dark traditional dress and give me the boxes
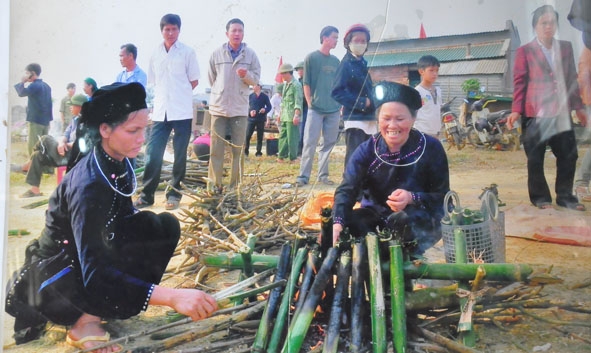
[332,81,450,255]
[6,82,217,352]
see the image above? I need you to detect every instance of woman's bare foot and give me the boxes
[67,314,121,353]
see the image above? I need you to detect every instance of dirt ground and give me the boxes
[3,141,591,352]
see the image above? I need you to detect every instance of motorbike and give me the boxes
[441,97,465,150]
[465,97,521,151]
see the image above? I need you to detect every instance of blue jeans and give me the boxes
[296,109,340,183]
[140,119,192,202]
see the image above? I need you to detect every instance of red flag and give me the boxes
[419,23,427,39]
[275,56,283,83]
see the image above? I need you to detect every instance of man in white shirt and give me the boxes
[135,13,200,210]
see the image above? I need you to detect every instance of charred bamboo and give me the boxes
[323,249,352,353]
[281,247,339,353]
[252,242,292,352]
[267,246,309,353]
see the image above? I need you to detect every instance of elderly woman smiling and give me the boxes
[332,81,450,256]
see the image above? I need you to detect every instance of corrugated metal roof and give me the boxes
[439,59,508,75]
[366,41,506,68]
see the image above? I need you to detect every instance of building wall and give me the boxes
[369,66,409,85]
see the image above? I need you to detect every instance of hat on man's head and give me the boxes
[84,77,98,92]
[294,61,304,70]
[80,82,147,128]
[70,94,88,107]
[278,63,294,74]
[373,81,422,110]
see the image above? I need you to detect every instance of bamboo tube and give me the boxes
[200,254,533,282]
[454,228,475,347]
[281,247,339,353]
[398,263,532,282]
[389,241,406,353]
[323,249,352,353]
[129,301,266,352]
[252,242,292,353]
[350,239,367,353]
[367,233,387,353]
[294,245,321,316]
[320,206,335,309]
[267,246,309,353]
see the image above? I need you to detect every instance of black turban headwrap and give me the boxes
[67,82,147,171]
[373,81,422,111]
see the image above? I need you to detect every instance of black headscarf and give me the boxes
[67,82,147,171]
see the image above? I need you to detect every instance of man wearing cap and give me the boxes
[245,83,271,157]
[135,14,200,211]
[208,18,261,190]
[116,43,148,87]
[20,94,88,198]
[294,61,308,157]
[296,26,341,186]
[277,63,303,162]
[59,83,76,132]
[14,63,53,158]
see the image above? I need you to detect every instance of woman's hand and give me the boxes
[151,286,218,322]
[386,189,412,212]
[333,223,343,246]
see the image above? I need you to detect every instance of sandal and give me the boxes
[66,331,122,351]
[133,197,153,209]
[556,199,586,211]
[20,190,43,198]
[165,197,180,210]
[534,202,553,210]
[575,185,591,202]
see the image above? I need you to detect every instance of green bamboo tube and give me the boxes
[454,228,476,346]
[394,262,532,282]
[281,247,339,353]
[201,254,533,282]
[202,252,279,271]
[366,233,386,353]
[454,228,468,264]
[323,250,352,353]
[252,242,292,353]
[267,246,309,353]
[350,239,367,353]
[389,242,406,353]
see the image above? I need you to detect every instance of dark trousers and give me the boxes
[245,119,265,155]
[297,107,308,156]
[140,118,192,203]
[522,118,578,206]
[26,136,69,187]
[344,128,372,167]
[343,207,440,255]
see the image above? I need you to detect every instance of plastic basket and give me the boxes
[441,191,505,263]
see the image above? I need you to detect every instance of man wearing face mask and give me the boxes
[331,24,376,167]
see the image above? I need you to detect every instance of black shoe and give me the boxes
[255,152,262,157]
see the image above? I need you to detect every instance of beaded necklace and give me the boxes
[373,130,426,167]
[92,146,137,197]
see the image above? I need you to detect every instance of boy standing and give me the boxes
[414,55,442,137]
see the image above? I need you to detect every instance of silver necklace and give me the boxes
[92,146,137,197]
[373,130,427,167]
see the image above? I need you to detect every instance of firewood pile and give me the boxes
[84,177,591,353]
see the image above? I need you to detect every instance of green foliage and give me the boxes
[461,78,481,93]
